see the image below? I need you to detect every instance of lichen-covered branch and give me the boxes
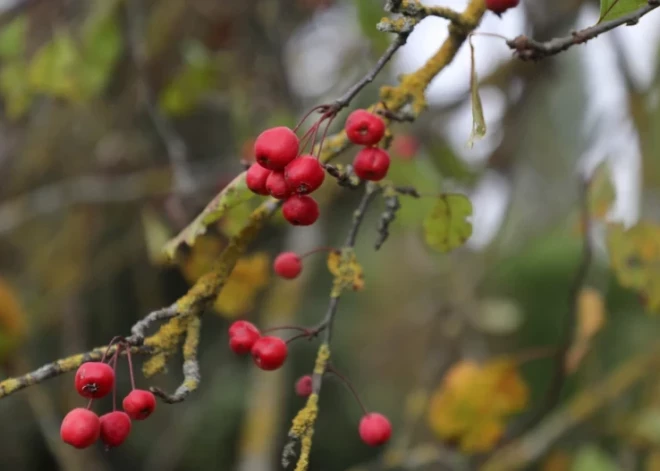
[507,1,660,61]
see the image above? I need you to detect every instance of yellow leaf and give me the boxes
[28,30,82,101]
[466,36,486,149]
[588,161,616,220]
[214,253,270,318]
[566,287,606,373]
[427,358,528,453]
[327,249,365,295]
[423,194,472,253]
[0,277,28,360]
[607,222,660,313]
[141,206,173,266]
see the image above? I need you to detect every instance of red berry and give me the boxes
[60,408,101,449]
[266,171,292,199]
[246,164,271,195]
[295,375,313,397]
[254,126,300,170]
[99,411,132,448]
[251,336,288,371]
[353,147,390,181]
[392,134,419,160]
[359,413,392,446]
[75,362,115,399]
[284,155,326,194]
[123,389,156,420]
[486,0,519,14]
[228,320,261,354]
[345,109,386,146]
[273,252,302,279]
[282,195,319,226]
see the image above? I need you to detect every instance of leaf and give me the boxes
[214,253,270,317]
[28,30,82,101]
[572,446,617,471]
[163,172,254,258]
[79,1,122,99]
[427,358,529,453]
[588,160,616,220]
[467,37,486,148]
[327,248,365,295]
[632,409,660,445]
[599,0,647,22]
[565,287,606,373]
[0,277,28,360]
[160,41,216,115]
[0,17,27,59]
[0,61,33,119]
[141,206,173,266]
[423,194,473,252]
[607,221,660,312]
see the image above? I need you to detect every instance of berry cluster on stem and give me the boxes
[61,338,156,450]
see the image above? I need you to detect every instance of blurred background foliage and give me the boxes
[0,0,659,470]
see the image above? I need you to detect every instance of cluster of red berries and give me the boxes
[60,344,156,450]
[228,320,289,371]
[345,109,391,181]
[246,126,324,226]
[486,0,519,15]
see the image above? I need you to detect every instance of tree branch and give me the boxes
[508,1,660,61]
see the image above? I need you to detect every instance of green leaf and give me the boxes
[0,17,27,60]
[0,61,33,119]
[423,194,473,252]
[467,38,486,149]
[599,0,647,22]
[160,41,216,115]
[163,172,255,258]
[632,409,660,444]
[572,446,617,471]
[28,30,81,101]
[79,1,122,99]
[588,160,616,219]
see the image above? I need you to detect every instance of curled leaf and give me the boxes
[467,36,486,148]
[565,287,606,373]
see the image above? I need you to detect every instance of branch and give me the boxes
[507,1,660,61]
[481,346,660,471]
[502,177,593,442]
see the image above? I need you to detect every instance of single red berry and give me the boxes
[353,147,391,181]
[228,320,261,354]
[295,375,313,397]
[251,336,288,371]
[284,155,326,194]
[282,195,319,226]
[99,411,132,448]
[345,109,386,146]
[246,163,271,195]
[486,0,519,14]
[123,389,156,420]
[392,134,420,160]
[359,412,392,447]
[75,362,115,399]
[60,408,101,449]
[266,171,292,199]
[254,126,300,170]
[273,252,303,279]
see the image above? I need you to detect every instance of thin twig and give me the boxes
[507,1,660,61]
[501,177,593,443]
[129,304,179,343]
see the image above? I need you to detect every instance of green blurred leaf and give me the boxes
[633,409,660,444]
[588,160,615,220]
[28,30,81,101]
[355,0,389,52]
[0,17,27,59]
[572,446,617,471]
[160,41,216,115]
[164,173,255,258]
[467,38,486,149]
[79,1,122,99]
[599,0,647,22]
[423,194,473,252]
[0,61,33,119]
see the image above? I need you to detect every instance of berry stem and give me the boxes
[125,344,137,391]
[86,398,94,411]
[111,343,121,411]
[100,336,126,363]
[299,246,337,259]
[469,31,509,42]
[262,326,310,335]
[314,113,336,159]
[327,365,368,415]
[297,121,322,157]
[285,332,311,345]
[293,105,327,133]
